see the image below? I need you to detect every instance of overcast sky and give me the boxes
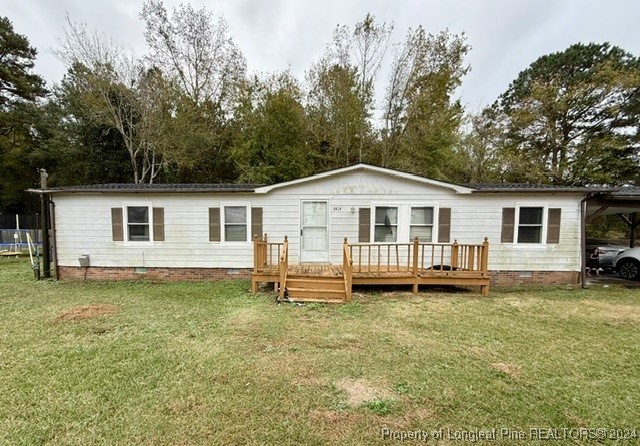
[5,0,640,114]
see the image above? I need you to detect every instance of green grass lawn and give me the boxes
[1,258,639,445]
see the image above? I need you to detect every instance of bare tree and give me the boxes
[141,0,246,109]
[380,27,470,176]
[55,17,172,183]
[312,13,392,164]
[352,14,393,161]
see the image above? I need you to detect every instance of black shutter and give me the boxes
[111,208,123,241]
[251,207,263,239]
[437,208,451,243]
[209,208,221,242]
[501,208,515,243]
[547,208,561,244]
[153,207,164,241]
[358,208,371,242]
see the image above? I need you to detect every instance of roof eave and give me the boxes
[27,187,258,194]
[470,189,595,194]
[254,163,474,194]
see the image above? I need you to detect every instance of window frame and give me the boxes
[514,204,548,245]
[409,206,435,242]
[373,205,399,243]
[123,203,154,245]
[221,203,251,244]
[370,203,439,243]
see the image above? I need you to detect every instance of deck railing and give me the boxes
[349,242,414,273]
[449,238,490,273]
[253,235,489,298]
[348,237,489,275]
[342,238,353,302]
[253,233,286,272]
[278,236,289,301]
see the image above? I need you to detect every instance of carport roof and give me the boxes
[587,186,640,218]
[604,186,640,197]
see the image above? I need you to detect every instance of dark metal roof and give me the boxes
[30,183,262,194]
[466,183,608,193]
[29,177,638,197]
[605,186,640,197]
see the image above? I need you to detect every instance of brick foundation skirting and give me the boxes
[58,266,578,287]
[58,266,252,281]
[489,270,579,286]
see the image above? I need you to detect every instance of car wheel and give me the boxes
[618,259,640,281]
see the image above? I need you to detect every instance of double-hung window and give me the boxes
[224,206,247,242]
[127,206,150,242]
[410,207,434,242]
[374,207,398,242]
[517,207,543,243]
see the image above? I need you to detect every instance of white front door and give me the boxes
[300,200,329,263]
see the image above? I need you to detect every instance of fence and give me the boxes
[0,214,42,249]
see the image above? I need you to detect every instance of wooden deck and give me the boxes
[254,264,343,278]
[252,235,491,303]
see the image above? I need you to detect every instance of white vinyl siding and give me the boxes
[51,169,583,272]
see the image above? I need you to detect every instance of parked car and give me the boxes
[586,244,628,272]
[613,248,640,281]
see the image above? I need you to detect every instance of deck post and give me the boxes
[481,237,490,296]
[253,235,259,273]
[412,237,419,294]
[278,236,289,301]
[481,237,489,274]
[251,235,259,293]
[451,240,459,270]
[343,237,353,302]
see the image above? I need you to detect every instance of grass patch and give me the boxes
[1,257,639,445]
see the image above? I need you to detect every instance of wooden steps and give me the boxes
[284,275,347,303]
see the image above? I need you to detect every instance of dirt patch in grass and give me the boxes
[309,409,382,442]
[467,346,494,358]
[292,365,326,388]
[491,362,521,379]
[311,334,363,352]
[298,314,331,327]
[294,376,326,388]
[54,304,118,322]
[227,308,267,340]
[227,308,262,327]
[168,396,207,415]
[502,297,540,309]
[337,377,392,406]
[580,300,640,323]
[395,404,437,429]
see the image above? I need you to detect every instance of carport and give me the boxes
[582,187,640,286]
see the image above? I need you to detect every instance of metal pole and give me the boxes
[39,169,50,279]
[580,194,590,288]
[49,200,58,280]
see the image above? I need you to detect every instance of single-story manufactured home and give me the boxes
[29,164,640,301]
